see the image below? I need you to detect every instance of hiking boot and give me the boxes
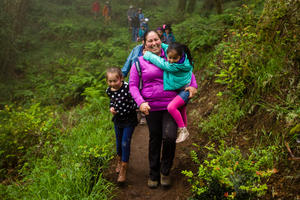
[115,155,121,173]
[117,162,128,183]
[176,127,189,143]
[160,173,171,187]
[147,179,159,188]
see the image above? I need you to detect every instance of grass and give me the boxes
[1,102,116,200]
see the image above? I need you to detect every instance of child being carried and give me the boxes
[143,42,194,143]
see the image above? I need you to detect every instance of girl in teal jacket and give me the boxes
[143,42,194,143]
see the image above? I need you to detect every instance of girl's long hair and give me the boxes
[167,42,194,67]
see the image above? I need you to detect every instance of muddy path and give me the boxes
[104,104,200,200]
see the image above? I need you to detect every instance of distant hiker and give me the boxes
[106,67,138,183]
[141,18,149,32]
[131,10,140,42]
[156,26,166,43]
[129,31,198,188]
[92,1,100,20]
[102,1,111,23]
[138,23,146,41]
[137,8,145,28]
[127,5,135,29]
[143,42,194,143]
[163,24,175,44]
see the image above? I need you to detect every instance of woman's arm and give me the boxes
[143,51,192,72]
[161,43,169,53]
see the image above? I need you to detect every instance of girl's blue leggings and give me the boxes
[114,125,135,162]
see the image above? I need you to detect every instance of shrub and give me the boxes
[199,99,244,140]
[214,1,299,99]
[183,142,278,199]
[0,103,59,181]
[1,95,115,199]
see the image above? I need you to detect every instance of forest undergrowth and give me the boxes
[0,0,299,199]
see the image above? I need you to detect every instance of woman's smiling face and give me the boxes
[144,31,162,56]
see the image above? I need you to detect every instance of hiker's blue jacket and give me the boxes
[122,44,143,77]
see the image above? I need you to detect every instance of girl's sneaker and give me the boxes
[176,127,189,143]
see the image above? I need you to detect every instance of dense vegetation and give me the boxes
[0,0,299,199]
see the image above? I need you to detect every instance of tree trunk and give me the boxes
[187,0,196,13]
[177,0,187,13]
[202,0,214,17]
[15,0,30,34]
[1,0,30,78]
[214,0,223,14]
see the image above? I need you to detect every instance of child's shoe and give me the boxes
[115,156,121,173]
[117,162,128,183]
[176,127,189,143]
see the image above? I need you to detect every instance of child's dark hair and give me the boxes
[106,67,123,79]
[164,24,172,33]
[167,42,194,67]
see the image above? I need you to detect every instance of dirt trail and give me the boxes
[105,105,200,200]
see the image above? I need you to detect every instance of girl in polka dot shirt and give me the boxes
[106,67,138,184]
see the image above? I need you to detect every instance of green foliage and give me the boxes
[1,96,115,199]
[22,57,85,105]
[173,14,229,70]
[289,124,300,156]
[1,0,299,199]
[174,14,228,51]
[183,142,278,199]
[213,1,299,99]
[290,124,300,139]
[0,103,60,180]
[84,40,113,58]
[0,2,17,78]
[199,99,244,140]
[39,17,113,41]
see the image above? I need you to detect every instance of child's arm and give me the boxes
[143,51,192,72]
[106,88,117,115]
[161,43,169,53]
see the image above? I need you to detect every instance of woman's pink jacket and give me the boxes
[129,48,198,111]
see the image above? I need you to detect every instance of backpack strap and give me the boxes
[134,58,143,90]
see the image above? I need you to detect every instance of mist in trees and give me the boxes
[176,0,226,15]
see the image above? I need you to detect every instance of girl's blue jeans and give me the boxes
[114,124,135,162]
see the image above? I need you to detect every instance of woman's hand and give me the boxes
[185,86,198,98]
[139,102,151,115]
[110,107,117,115]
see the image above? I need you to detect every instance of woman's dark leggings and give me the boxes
[146,110,177,181]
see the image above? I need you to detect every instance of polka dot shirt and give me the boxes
[106,81,137,119]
